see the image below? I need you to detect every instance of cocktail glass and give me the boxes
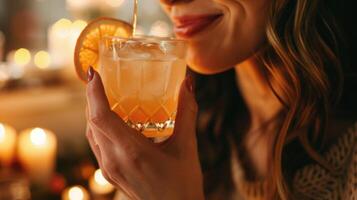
[99,36,187,138]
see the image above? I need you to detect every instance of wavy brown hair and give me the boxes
[193,0,355,199]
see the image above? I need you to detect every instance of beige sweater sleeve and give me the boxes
[293,123,357,200]
[225,123,357,200]
[343,130,357,200]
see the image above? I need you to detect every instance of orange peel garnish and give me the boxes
[74,17,132,82]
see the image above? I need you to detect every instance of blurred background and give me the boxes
[0,0,356,200]
[0,0,171,199]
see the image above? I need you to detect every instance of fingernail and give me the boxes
[87,66,94,82]
[186,75,195,93]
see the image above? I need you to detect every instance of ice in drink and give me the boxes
[99,37,187,137]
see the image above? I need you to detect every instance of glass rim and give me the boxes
[101,35,187,44]
[99,35,188,61]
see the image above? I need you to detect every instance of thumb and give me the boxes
[168,75,198,149]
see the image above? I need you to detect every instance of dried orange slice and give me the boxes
[74,17,132,82]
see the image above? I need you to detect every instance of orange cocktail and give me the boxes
[99,36,187,138]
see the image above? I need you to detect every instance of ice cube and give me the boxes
[160,41,187,59]
[141,60,172,98]
[119,59,142,96]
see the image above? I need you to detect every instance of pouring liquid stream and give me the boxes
[132,0,138,36]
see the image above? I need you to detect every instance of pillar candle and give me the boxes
[48,19,86,68]
[18,127,57,185]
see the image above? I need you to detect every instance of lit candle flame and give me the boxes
[30,128,47,146]
[68,186,85,200]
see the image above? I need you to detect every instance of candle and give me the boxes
[62,185,89,200]
[48,18,72,68]
[18,127,57,185]
[48,19,87,68]
[0,123,17,167]
[89,169,115,195]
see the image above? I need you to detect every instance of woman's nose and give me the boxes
[160,0,193,6]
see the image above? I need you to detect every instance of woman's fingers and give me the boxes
[162,76,199,155]
[88,123,152,200]
[86,68,127,139]
[86,125,102,160]
[86,126,114,183]
[86,68,160,173]
[86,68,150,148]
[87,125,134,194]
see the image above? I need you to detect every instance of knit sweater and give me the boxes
[229,122,357,200]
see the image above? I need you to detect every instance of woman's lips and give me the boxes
[173,14,222,38]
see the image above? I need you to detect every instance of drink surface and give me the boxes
[99,37,187,137]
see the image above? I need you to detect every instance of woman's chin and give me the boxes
[187,60,233,75]
[186,47,248,75]
[186,53,237,75]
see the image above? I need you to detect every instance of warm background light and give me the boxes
[0,123,17,167]
[30,128,47,146]
[69,186,84,199]
[149,20,170,37]
[49,18,87,70]
[52,18,72,35]
[104,0,125,7]
[89,169,115,194]
[34,51,51,69]
[71,20,87,31]
[67,0,126,10]
[18,127,57,185]
[94,169,110,185]
[0,123,5,142]
[14,48,31,66]
[62,185,89,200]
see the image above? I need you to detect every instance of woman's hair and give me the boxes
[194,0,356,199]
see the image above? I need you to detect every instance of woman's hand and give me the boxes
[85,68,204,200]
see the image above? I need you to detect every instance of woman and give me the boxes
[85,0,357,199]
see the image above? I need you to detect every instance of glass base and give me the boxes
[125,119,175,139]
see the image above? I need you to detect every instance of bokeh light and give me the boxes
[94,169,110,186]
[71,20,87,30]
[0,123,4,142]
[34,51,51,69]
[68,186,84,200]
[30,128,47,146]
[14,48,31,66]
[52,18,72,36]
[104,0,125,7]
[149,20,171,37]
